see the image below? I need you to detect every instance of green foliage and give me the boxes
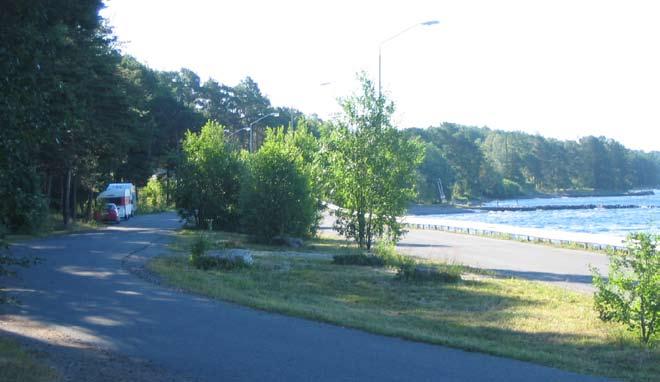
[408,125,660,202]
[1,224,38,304]
[189,234,210,269]
[139,176,170,213]
[372,241,408,267]
[175,121,242,229]
[188,234,249,271]
[325,74,424,249]
[397,263,463,283]
[240,128,319,243]
[332,253,385,267]
[592,233,659,346]
[0,168,48,234]
[372,241,461,283]
[501,178,524,198]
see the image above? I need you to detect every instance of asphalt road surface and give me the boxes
[398,229,609,292]
[1,213,611,381]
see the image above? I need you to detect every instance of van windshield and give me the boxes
[105,197,124,205]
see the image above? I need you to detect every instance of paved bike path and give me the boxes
[1,213,610,381]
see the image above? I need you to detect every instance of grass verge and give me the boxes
[5,213,100,243]
[149,229,659,382]
[0,336,56,382]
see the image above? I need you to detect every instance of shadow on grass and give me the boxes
[488,269,596,285]
[152,253,659,381]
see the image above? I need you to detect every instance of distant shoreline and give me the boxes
[409,189,656,214]
[406,205,476,216]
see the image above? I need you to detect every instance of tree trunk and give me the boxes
[45,173,53,209]
[357,208,365,248]
[62,168,71,227]
[85,190,93,221]
[165,168,171,205]
[70,175,77,223]
[366,210,373,250]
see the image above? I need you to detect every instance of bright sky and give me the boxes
[101,0,660,152]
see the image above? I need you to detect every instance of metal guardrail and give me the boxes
[403,223,626,251]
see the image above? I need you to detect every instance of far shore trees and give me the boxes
[324,74,424,249]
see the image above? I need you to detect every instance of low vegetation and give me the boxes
[0,337,56,382]
[138,176,173,214]
[240,128,319,242]
[149,229,659,382]
[592,233,659,346]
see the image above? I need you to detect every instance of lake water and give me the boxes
[406,191,659,245]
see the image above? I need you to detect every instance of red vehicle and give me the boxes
[100,203,121,224]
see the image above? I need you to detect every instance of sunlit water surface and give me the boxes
[411,191,659,237]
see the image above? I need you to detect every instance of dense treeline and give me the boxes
[2,1,658,237]
[406,124,660,202]
[0,1,306,233]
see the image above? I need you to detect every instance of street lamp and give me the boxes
[378,20,439,98]
[247,112,279,152]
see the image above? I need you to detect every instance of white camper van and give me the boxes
[98,183,138,220]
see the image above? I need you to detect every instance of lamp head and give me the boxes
[421,20,439,26]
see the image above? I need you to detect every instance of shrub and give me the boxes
[332,253,385,266]
[188,234,250,271]
[373,241,407,267]
[501,178,523,198]
[189,234,210,269]
[374,241,462,283]
[203,256,250,271]
[139,176,170,213]
[175,121,242,230]
[0,162,48,234]
[1,224,38,304]
[240,128,318,243]
[397,263,462,283]
[592,233,659,346]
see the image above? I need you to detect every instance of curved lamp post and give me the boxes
[248,112,279,153]
[378,20,439,98]
[225,112,279,152]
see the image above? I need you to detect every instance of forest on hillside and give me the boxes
[407,124,660,203]
[2,0,659,234]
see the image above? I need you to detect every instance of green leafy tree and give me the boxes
[140,176,170,213]
[592,233,659,346]
[240,128,318,242]
[324,74,424,249]
[175,121,242,229]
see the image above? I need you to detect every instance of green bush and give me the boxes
[139,176,170,213]
[373,241,407,267]
[501,178,524,198]
[240,128,318,243]
[188,234,249,271]
[0,166,47,234]
[397,263,462,283]
[373,241,461,283]
[189,234,210,269]
[332,253,385,266]
[592,233,659,346]
[1,224,38,304]
[195,255,250,271]
[175,121,242,230]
